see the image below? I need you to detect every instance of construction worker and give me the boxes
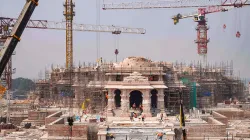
[130,115,133,122]
[139,104,143,114]
[133,112,137,119]
[142,114,145,122]
[160,113,163,122]
[157,132,163,140]
[132,103,136,110]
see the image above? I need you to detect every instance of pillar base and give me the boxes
[142,113,152,117]
[107,109,114,117]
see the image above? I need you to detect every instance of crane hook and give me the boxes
[236,31,241,38]
[223,24,226,29]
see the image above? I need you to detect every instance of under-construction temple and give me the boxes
[35,56,246,115]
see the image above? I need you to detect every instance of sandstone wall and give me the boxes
[10,117,27,126]
[28,111,56,120]
[187,124,226,137]
[244,111,250,118]
[47,124,88,138]
[187,117,226,137]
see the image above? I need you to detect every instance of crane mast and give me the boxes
[64,0,75,70]
[63,0,75,137]
[194,8,210,56]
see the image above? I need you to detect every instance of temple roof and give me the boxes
[116,56,153,67]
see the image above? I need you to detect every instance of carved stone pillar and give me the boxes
[120,90,129,117]
[143,90,152,117]
[157,89,165,113]
[120,90,127,110]
[73,86,80,108]
[107,89,114,117]
[159,74,163,81]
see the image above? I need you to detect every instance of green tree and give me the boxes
[11,77,35,95]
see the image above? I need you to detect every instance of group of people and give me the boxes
[131,103,143,113]
[130,103,145,122]
[130,112,145,122]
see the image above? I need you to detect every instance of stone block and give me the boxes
[47,124,88,137]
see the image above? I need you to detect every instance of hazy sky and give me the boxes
[0,0,250,80]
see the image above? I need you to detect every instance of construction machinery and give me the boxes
[0,0,39,76]
[0,17,146,34]
[102,0,250,67]
[102,0,250,10]
[172,6,233,25]
[0,0,39,124]
[171,5,248,55]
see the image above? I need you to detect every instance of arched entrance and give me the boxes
[114,89,121,107]
[151,89,158,108]
[129,90,143,107]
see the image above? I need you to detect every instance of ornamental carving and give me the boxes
[123,72,148,82]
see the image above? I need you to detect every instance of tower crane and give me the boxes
[0,17,146,34]
[170,5,248,66]
[102,0,249,55]
[0,16,146,97]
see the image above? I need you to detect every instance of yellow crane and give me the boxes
[63,0,75,70]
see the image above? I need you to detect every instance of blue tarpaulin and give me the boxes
[202,92,212,96]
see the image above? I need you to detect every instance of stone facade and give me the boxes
[105,72,166,117]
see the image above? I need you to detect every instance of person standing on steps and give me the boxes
[132,103,136,110]
[139,104,143,114]
[142,114,145,122]
[160,113,163,122]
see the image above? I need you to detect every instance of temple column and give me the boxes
[157,89,165,113]
[73,86,81,108]
[107,89,115,117]
[120,90,129,117]
[143,90,152,117]
[108,75,112,81]
[159,74,163,81]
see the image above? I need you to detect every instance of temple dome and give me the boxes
[118,56,152,67]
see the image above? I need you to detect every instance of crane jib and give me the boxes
[0,0,39,76]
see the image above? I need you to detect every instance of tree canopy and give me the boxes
[11,77,35,93]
